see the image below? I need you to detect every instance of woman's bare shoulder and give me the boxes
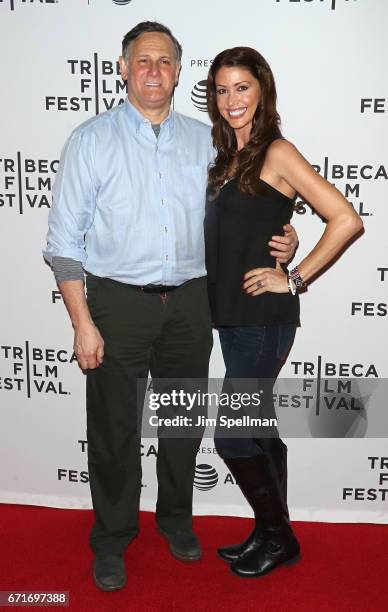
[266,139,304,174]
[267,138,298,159]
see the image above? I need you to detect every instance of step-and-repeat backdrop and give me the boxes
[1,0,387,523]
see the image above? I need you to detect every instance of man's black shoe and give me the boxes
[158,527,202,561]
[93,554,127,591]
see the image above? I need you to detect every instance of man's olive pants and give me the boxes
[86,274,213,555]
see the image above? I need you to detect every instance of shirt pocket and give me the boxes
[180,165,207,211]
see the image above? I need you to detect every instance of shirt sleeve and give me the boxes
[43,127,97,265]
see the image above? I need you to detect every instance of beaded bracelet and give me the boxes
[288,266,306,294]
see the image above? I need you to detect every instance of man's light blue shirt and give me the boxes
[43,99,214,285]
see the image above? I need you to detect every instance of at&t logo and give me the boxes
[112,0,132,5]
[194,464,218,491]
[191,80,208,113]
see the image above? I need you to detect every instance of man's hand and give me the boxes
[268,223,298,264]
[57,278,104,371]
[74,321,104,370]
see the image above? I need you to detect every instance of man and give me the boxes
[44,22,297,591]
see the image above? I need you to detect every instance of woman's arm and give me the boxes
[244,140,363,295]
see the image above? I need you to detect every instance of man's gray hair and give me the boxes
[122,21,182,63]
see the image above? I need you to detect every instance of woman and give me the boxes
[204,47,363,578]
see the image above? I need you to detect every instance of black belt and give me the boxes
[140,284,179,293]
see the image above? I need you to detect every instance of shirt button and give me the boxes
[159,172,163,179]
[161,199,165,205]
[164,226,168,233]
[165,254,169,261]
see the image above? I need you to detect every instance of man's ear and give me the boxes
[175,62,182,86]
[119,56,128,81]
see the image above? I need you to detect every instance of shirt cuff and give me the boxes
[52,256,84,283]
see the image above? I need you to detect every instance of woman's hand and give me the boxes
[243,261,289,296]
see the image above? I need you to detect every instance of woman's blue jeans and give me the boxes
[215,324,296,458]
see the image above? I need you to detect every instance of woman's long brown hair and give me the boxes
[207,46,282,195]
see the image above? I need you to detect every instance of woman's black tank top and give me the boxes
[204,178,300,327]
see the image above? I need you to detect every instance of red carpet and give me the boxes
[0,505,387,612]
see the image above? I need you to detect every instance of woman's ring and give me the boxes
[256,281,263,289]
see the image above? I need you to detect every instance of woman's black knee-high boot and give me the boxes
[217,455,267,562]
[224,454,300,577]
[257,437,289,519]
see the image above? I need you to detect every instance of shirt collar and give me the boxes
[123,98,174,138]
